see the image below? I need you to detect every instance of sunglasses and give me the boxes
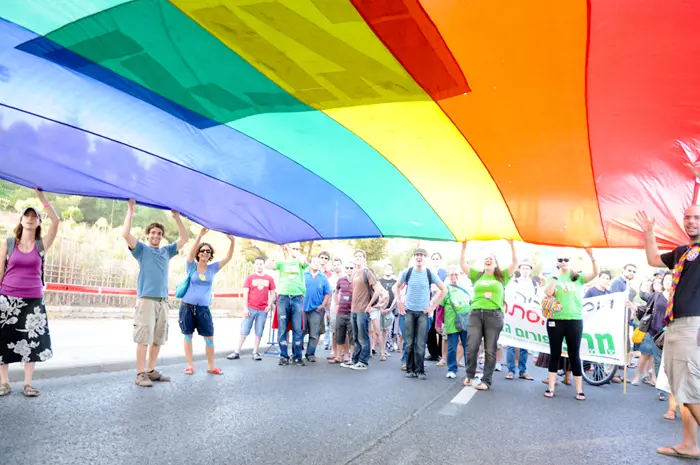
[319,256,329,260]
[346,266,354,270]
[557,258,570,263]
[200,249,212,254]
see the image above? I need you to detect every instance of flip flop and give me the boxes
[576,392,586,401]
[657,447,700,460]
[519,374,535,381]
[474,383,490,391]
[505,373,515,380]
[184,367,194,375]
[207,368,223,375]
[544,390,555,398]
[463,378,473,387]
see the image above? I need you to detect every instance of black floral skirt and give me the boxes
[0,295,53,365]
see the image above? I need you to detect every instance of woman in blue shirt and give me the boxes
[180,228,234,375]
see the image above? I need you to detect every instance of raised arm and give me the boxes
[507,239,517,276]
[187,227,207,263]
[122,199,138,249]
[171,210,189,251]
[0,242,6,283]
[459,241,470,275]
[35,188,60,250]
[218,234,235,269]
[635,211,665,268]
[582,248,600,283]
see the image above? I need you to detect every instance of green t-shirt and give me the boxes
[274,259,308,296]
[552,273,585,320]
[441,285,471,334]
[469,268,511,311]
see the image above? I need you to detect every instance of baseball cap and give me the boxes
[518,259,534,269]
[413,247,428,256]
[22,206,43,221]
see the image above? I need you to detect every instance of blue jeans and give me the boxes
[304,310,323,357]
[399,314,407,365]
[351,312,370,365]
[404,310,428,374]
[652,339,664,395]
[278,295,303,360]
[447,331,468,373]
[506,346,529,376]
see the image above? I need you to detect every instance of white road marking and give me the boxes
[450,385,477,405]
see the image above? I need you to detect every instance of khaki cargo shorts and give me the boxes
[664,316,700,405]
[133,297,169,346]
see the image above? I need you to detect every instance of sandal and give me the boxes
[519,373,534,381]
[0,383,11,396]
[562,380,572,386]
[184,367,194,375]
[380,354,387,362]
[544,390,555,398]
[207,368,223,375]
[474,383,490,391]
[463,378,472,387]
[575,392,586,401]
[23,384,40,397]
[658,393,667,402]
[505,372,515,380]
[664,410,677,420]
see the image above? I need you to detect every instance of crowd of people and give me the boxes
[0,162,698,461]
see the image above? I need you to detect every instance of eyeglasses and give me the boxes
[557,258,570,263]
[626,269,637,274]
[346,267,354,270]
[200,249,212,254]
[319,256,329,260]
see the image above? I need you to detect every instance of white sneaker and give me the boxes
[340,362,354,368]
[446,372,456,379]
[351,362,368,370]
[495,362,502,372]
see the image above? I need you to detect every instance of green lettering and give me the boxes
[581,333,595,353]
[595,333,615,356]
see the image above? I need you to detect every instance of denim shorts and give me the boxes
[240,308,268,337]
[178,303,214,338]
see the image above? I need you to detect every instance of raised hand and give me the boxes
[584,247,594,258]
[127,199,135,212]
[34,187,47,203]
[171,210,180,220]
[199,227,209,237]
[634,210,655,233]
[226,234,235,242]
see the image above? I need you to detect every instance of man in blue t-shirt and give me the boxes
[123,199,189,387]
[303,257,332,362]
[394,248,447,380]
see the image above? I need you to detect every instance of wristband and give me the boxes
[43,203,50,208]
[128,210,135,216]
[551,276,558,280]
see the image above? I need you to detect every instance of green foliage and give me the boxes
[95,217,109,229]
[239,238,265,262]
[14,197,42,214]
[388,252,410,273]
[61,206,84,222]
[349,238,387,263]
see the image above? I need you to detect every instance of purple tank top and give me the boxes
[0,245,43,298]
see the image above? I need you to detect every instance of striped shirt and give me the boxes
[399,267,440,312]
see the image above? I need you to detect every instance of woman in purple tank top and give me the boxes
[0,189,60,397]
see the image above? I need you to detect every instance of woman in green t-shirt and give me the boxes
[543,248,599,401]
[459,240,517,391]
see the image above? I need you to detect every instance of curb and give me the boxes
[7,346,281,382]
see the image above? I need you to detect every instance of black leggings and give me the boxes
[546,319,583,377]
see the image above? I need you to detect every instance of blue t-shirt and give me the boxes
[399,267,442,312]
[182,261,221,306]
[130,242,178,298]
[303,270,331,312]
[583,286,609,299]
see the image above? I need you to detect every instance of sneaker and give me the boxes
[405,371,418,379]
[135,372,153,387]
[351,362,368,370]
[446,372,456,379]
[495,363,502,372]
[147,370,171,382]
[252,353,262,361]
[324,344,331,350]
[278,357,290,366]
[417,372,428,380]
[340,362,354,368]
[305,355,317,363]
[227,352,240,360]
[293,359,306,366]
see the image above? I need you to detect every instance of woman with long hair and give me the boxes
[460,240,517,391]
[543,248,599,400]
[180,228,235,375]
[0,189,60,397]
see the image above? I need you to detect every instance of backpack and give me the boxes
[403,267,436,288]
[6,237,46,285]
[363,268,376,302]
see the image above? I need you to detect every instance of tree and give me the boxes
[95,217,109,229]
[14,198,42,214]
[61,206,84,222]
[239,238,265,263]
[349,238,387,263]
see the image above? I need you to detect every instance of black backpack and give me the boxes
[6,237,46,285]
[363,268,376,301]
[403,267,436,288]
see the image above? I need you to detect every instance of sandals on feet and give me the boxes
[544,390,555,398]
[184,367,194,375]
[0,383,11,396]
[207,368,223,375]
[664,410,677,420]
[576,392,586,401]
[23,384,40,397]
[519,373,535,381]
[474,383,490,391]
[463,378,472,387]
[505,372,515,380]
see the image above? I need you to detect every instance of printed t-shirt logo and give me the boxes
[282,264,299,280]
[687,248,699,262]
[252,278,269,290]
[559,282,577,292]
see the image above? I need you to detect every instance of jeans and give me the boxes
[404,310,428,374]
[466,310,504,386]
[652,338,664,395]
[304,310,323,357]
[240,308,267,338]
[277,295,303,360]
[351,312,370,365]
[447,331,468,373]
[507,347,529,376]
[399,314,407,365]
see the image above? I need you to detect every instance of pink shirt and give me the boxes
[0,245,44,298]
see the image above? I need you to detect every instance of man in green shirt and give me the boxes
[266,242,307,366]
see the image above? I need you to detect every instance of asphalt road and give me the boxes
[0,352,685,465]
